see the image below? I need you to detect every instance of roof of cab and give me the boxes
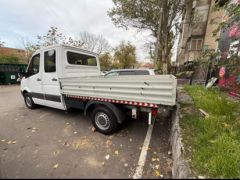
[32,44,98,56]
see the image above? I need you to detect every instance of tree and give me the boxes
[108,0,184,73]
[20,27,112,63]
[79,32,112,54]
[36,27,85,47]
[20,37,39,63]
[37,27,67,47]
[113,41,136,69]
[0,39,5,47]
[213,0,240,38]
[99,52,113,71]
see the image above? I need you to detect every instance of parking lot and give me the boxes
[0,85,172,179]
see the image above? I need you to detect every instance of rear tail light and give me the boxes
[151,108,158,117]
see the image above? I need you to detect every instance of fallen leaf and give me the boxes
[53,163,59,169]
[31,130,36,133]
[66,123,70,125]
[155,170,161,177]
[91,127,96,132]
[152,158,157,162]
[105,140,112,147]
[105,154,110,160]
[1,139,6,142]
[7,141,12,144]
[73,131,78,134]
[129,138,132,142]
[12,141,16,144]
[53,150,59,156]
[101,162,105,166]
[153,152,157,155]
[124,163,128,167]
[155,165,160,169]
[114,150,119,156]
[222,122,230,128]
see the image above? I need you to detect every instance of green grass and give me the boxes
[181,85,240,178]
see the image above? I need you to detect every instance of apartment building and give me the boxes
[176,0,224,66]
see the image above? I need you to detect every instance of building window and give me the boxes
[190,38,203,51]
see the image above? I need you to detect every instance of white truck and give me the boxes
[20,45,177,134]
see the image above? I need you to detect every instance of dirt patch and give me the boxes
[70,137,94,150]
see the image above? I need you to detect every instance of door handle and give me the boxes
[52,78,58,81]
[36,78,41,81]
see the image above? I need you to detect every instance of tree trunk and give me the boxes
[161,0,169,74]
[154,3,163,70]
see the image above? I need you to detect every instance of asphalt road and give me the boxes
[0,85,172,179]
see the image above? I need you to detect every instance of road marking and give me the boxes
[133,122,155,179]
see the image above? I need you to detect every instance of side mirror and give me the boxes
[19,67,27,77]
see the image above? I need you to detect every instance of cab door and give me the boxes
[42,49,65,110]
[25,53,45,106]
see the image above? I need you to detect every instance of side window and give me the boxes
[135,70,149,75]
[44,50,56,73]
[27,54,40,76]
[119,71,135,75]
[67,51,97,66]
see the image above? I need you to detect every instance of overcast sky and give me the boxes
[0,0,154,61]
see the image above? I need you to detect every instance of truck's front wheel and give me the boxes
[91,106,118,135]
[24,93,37,109]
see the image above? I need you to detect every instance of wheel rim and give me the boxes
[95,112,110,130]
[26,96,32,107]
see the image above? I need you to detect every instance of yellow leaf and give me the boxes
[155,170,161,177]
[114,150,119,156]
[152,158,157,162]
[222,122,230,128]
[53,163,59,169]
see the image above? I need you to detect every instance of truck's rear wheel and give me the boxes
[24,93,37,109]
[91,106,118,135]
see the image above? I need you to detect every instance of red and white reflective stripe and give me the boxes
[64,94,158,108]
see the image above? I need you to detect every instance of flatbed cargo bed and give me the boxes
[60,75,177,107]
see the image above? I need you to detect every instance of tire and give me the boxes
[24,93,37,109]
[91,106,118,135]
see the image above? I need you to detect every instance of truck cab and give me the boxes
[21,44,101,110]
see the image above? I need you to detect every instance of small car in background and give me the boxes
[104,69,156,77]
